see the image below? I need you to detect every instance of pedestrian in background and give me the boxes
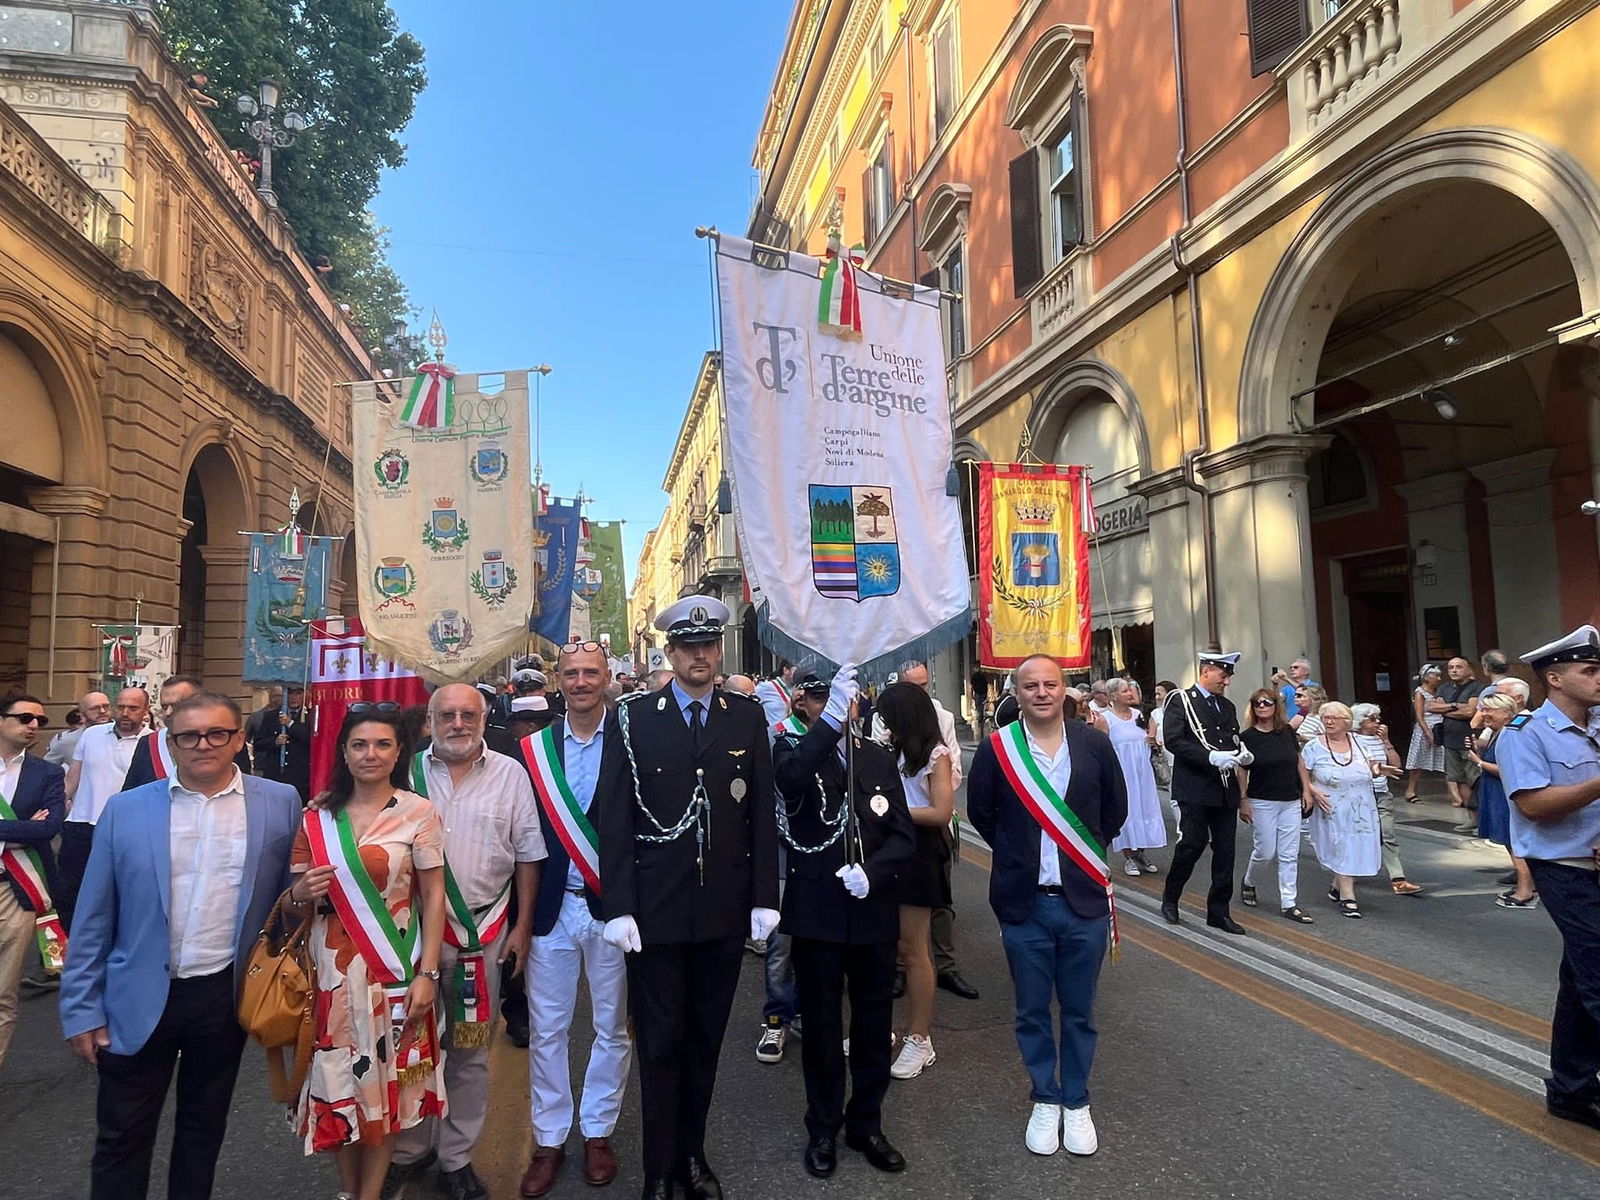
[1405,664,1446,801]
[1351,703,1421,896]
[1301,702,1382,919]
[1469,688,1539,910]
[1432,657,1484,822]
[1291,684,1329,743]
[1092,679,1164,876]
[44,706,86,766]
[1238,689,1313,924]
[59,686,150,931]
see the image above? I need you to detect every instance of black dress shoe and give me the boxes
[1548,1094,1600,1131]
[678,1156,722,1200]
[1160,901,1181,924]
[642,1178,677,1200]
[1206,916,1248,935]
[936,970,980,1000]
[379,1149,438,1199]
[803,1135,837,1178]
[505,1014,531,1048]
[844,1132,907,1173]
[891,968,906,998]
[438,1163,490,1200]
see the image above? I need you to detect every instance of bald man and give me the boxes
[59,688,150,931]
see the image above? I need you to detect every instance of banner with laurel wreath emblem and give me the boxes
[976,462,1092,670]
[353,370,533,683]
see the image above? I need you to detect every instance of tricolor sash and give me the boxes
[773,714,806,737]
[518,728,601,896]
[410,752,512,1047]
[303,808,437,1083]
[0,795,66,975]
[990,724,1120,961]
[149,729,174,780]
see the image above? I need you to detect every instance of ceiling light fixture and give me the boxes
[1426,389,1460,420]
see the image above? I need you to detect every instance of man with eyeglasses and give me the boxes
[121,675,251,792]
[385,684,547,1200]
[0,693,65,1066]
[60,687,150,932]
[46,691,110,766]
[59,691,299,1199]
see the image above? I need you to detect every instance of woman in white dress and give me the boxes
[1092,678,1166,876]
[1300,702,1382,918]
[1403,664,1446,800]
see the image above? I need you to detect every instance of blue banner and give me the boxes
[244,531,331,683]
[531,497,578,644]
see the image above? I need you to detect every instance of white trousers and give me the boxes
[1243,798,1302,909]
[527,891,631,1145]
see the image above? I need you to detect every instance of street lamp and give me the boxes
[235,78,309,207]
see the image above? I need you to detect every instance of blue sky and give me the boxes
[374,2,792,582]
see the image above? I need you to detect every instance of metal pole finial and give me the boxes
[427,311,448,362]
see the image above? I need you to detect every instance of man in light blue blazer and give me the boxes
[60,691,299,1200]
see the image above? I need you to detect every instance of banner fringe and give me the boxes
[756,603,974,685]
[361,623,533,687]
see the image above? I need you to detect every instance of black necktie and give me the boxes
[688,700,704,757]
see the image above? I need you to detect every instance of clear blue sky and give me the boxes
[374,2,791,584]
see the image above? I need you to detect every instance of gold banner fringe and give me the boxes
[451,1021,492,1050]
[397,1057,435,1088]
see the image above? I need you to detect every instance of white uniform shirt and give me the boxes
[1022,722,1072,887]
[70,723,147,824]
[418,745,547,907]
[167,768,248,978]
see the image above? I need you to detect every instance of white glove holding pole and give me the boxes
[836,863,870,899]
[602,916,642,954]
[823,663,859,728]
[750,908,781,942]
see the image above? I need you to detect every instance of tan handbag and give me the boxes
[238,889,316,1103]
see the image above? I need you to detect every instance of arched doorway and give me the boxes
[0,331,65,692]
[177,439,252,696]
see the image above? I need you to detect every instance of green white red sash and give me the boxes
[518,728,601,896]
[773,714,806,737]
[0,794,67,975]
[400,362,456,428]
[990,724,1120,960]
[303,808,437,1081]
[148,729,174,780]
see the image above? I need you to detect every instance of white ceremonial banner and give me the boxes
[716,235,971,673]
[352,371,534,683]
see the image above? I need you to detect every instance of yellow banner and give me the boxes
[977,463,1091,669]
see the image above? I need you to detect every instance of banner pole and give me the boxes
[695,226,961,302]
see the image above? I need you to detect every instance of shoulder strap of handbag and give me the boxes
[988,725,1119,962]
[0,792,68,974]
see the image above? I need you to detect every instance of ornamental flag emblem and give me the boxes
[470,549,519,608]
[1011,533,1061,587]
[808,484,900,603]
[423,498,470,551]
[373,448,410,491]
[428,610,474,658]
[471,440,508,485]
[373,557,417,609]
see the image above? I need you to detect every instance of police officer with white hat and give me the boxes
[1495,624,1600,1131]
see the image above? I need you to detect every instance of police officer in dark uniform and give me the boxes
[597,595,779,1200]
[1160,650,1254,934]
[772,666,915,1179]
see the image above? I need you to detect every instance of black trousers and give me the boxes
[91,968,248,1200]
[57,820,95,933]
[1526,860,1600,1103]
[627,937,744,1179]
[1162,803,1238,920]
[790,937,896,1141]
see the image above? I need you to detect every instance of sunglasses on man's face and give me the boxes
[3,711,48,726]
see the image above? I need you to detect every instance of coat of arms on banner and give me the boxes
[470,549,518,607]
[374,557,417,609]
[423,498,470,551]
[428,610,474,658]
[471,440,508,486]
[808,484,900,602]
[373,448,410,491]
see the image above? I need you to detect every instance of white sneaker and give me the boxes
[1122,857,1141,877]
[1024,1102,1062,1155]
[889,1033,936,1079]
[1062,1105,1098,1155]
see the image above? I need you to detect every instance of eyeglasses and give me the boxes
[170,727,240,749]
[348,701,401,715]
[3,711,47,726]
[1252,699,1278,708]
[561,641,603,654]
[435,709,483,725]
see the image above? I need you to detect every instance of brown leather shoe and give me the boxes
[520,1145,565,1197]
[583,1137,618,1186]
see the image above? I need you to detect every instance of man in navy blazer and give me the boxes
[1,692,66,1069]
[60,691,298,1200]
[967,655,1127,1162]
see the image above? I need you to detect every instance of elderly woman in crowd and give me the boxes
[1404,664,1446,801]
[1291,685,1330,744]
[1351,703,1422,896]
[1091,679,1165,875]
[1300,702,1382,919]
[1469,685,1539,909]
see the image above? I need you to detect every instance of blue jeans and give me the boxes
[1526,860,1600,1103]
[1000,893,1108,1107]
[763,931,798,1024]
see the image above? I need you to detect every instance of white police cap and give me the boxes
[1520,625,1600,672]
[510,695,550,714]
[1198,650,1242,674]
[655,595,730,644]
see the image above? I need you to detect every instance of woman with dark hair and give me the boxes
[873,682,955,1081]
[289,710,447,1200]
[1237,689,1313,923]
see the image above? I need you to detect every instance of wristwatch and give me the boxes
[417,969,440,981]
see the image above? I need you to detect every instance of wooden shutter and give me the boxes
[932,22,955,136]
[1246,0,1311,76]
[1067,98,1088,247]
[883,132,896,214]
[861,165,875,244]
[1009,148,1044,297]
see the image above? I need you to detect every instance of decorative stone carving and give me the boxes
[189,233,250,351]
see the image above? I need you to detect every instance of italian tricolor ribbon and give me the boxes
[304,808,438,1083]
[990,724,1119,962]
[818,238,865,333]
[518,728,601,896]
[148,729,174,781]
[399,362,457,429]
[774,715,806,737]
[0,795,67,975]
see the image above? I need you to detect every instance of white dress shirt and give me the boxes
[419,744,547,907]
[70,723,147,824]
[1021,722,1072,887]
[168,768,248,978]
[561,720,605,890]
[0,746,23,805]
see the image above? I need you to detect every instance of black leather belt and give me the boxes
[564,887,588,896]
[1037,885,1064,896]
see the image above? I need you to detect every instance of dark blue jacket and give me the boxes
[519,715,615,937]
[967,719,1128,923]
[1,755,66,910]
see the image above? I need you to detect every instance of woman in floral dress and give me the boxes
[1300,702,1382,919]
[290,709,446,1200]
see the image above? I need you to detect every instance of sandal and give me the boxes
[1281,907,1314,924]
[1326,887,1340,903]
[1339,899,1362,919]
[1241,884,1258,907]
[1391,879,1423,896]
[1404,792,1420,803]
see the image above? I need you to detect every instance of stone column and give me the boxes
[1393,472,1476,663]
[1469,449,1560,655]
[1131,467,1208,685]
[26,486,110,703]
[199,544,249,703]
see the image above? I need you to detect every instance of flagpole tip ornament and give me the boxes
[656,595,730,645]
[427,312,448,362]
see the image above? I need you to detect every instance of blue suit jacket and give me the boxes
[58,775,300,1055]
[524,715,615,937]
[1,755,66,910]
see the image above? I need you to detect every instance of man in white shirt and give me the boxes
[46,692,110,766]
[58,687,149,931]
[756,661,798,729]
[387,683,547,1200]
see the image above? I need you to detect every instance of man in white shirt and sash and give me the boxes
[966,655,1128,1161]
[755,662,797,730]
[385,684,548,1200]
[517,641,630,1197]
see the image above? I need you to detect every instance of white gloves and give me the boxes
[602,915,641,954]
[1232,744,1255,768]
[823,663,859,727]
[836,863,870,899]
[1208,750,1237,769]
[750,907,781,942]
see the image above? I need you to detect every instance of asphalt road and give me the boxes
[5,781,1598,1199]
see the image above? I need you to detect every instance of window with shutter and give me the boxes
[931,16,958,140]
[1009,149,1044,297]
[863,135,896,247]
[1246,0,1312,76]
